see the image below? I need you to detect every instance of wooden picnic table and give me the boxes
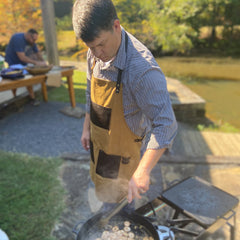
[0,66,76,108]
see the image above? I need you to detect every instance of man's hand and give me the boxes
[128,169,150,203]
[127,148,166,203]
[81,128,90,151]
[35,61,47,66]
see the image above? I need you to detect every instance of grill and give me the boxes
[136,176,239,240]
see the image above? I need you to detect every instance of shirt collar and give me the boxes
[113,28,127,71]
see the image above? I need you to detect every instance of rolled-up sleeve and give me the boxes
[133,68,178,150]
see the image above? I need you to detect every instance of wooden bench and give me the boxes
[0,67,76,108]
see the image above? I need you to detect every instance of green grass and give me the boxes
[48,70,87,103]
[197,122,240,133]
[0,151,65,240]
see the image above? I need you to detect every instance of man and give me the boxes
[5,29,46,105]
[72,0,178,205]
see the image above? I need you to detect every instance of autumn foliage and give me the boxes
[0,0,43,45]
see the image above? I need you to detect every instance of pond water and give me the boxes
[182,79,240,129]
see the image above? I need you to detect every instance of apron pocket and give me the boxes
[90,102,111,130]
[96,150,121,179]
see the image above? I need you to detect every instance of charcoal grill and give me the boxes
[136,176,239,240]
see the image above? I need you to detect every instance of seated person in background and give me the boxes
[5,28,47,106]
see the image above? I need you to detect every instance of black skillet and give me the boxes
[73,210,159,240]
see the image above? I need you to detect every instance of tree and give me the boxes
[222,0,240,42]
[114,0,199,54]
[54,0,74,31]
[193,0,229,44]
[0,0,43,45]
[184,0,240,52]
[146,0,200,53]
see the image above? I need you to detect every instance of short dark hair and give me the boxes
[72,0,118,42]
[27,29,38,35]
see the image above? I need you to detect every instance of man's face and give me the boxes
[85,20,121,62]
[27,33,38,45]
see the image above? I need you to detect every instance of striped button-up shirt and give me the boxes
[86,28,177,151]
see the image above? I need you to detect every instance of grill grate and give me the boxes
[161,176,239,227]
[136,176,239,239]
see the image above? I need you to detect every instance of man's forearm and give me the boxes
[21,56,38,65]
[17,53,38,65]
[83,112,90,132]
[128,147,166,202]
[137,148,166,176]
[81,112,91,151]
[16,52,45,65]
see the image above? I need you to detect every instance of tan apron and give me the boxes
[89,35,143,203]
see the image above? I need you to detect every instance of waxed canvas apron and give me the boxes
[89,34,143,203]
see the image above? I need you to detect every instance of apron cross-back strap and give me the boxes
[116,32,128,94]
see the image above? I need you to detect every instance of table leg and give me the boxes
[41,81,48,102]
[11,88,17,97]
[66,74,76,108]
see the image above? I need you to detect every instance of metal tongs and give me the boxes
[99,197,129,227]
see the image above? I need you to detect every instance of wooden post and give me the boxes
[40,0,60,66]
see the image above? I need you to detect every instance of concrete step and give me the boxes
[169,122,240,158]
[166,77,206,122]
